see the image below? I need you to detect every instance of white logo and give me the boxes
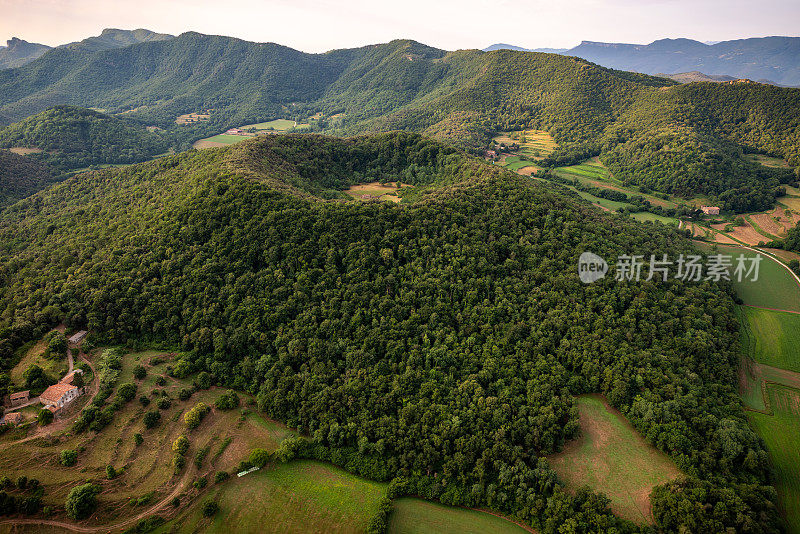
[578,252,608,284]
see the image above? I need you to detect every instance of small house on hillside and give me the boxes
[701,206,721,215]
[40,383,80,410]
[226,128,244,135]
[8,391,30,407]
[68,330,88,345]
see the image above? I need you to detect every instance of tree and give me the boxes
[248,448,271,468]
[116,383,137,402]
[47,332,67,359]
[172,435,190,456]
[60,449,77,467]
[143,410,161,429]
[37,408,54,426]
[201,500,219,517]
[134,433,144,446]
[132,365,147,380]
[184,402,210,429]
[106,465,117,479]
[65,483,100,520]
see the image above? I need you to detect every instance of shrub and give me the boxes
[195,371,212,389]
[156,397,171,410]
[60,450,78,467]
[215,390,240,411]
[178,388,193,401]
[106,465,117,479]
[201,500,219,517]
[214,471,229,484]
[248,448,272,468]
[132,365,147,380]
[193,476,207,489]
[37,408,53,426]
[184,402,210,429]
[138,395,150,406]
[116,383,137,402]
[134,433,144,446]
[16,476,27,489]
[172,435,190,456]
[143,410,161,429]
[155,376,166,386]
[65,483,100,520]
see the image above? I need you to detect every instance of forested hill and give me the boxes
[0,33,798,210]
[0,106,169,171]
[0,133,783,532]
[0,149,56,208]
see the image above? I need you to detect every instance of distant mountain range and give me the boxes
[484,36,800,86]
[0,28,173,70]
[0,38,51,69]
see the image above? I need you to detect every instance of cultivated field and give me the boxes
[175,112,210,125]
[547,395,682,524]
[739,307,800,372]
[693,243,800,312]
[748,386,800,533]
[0,345,295,528]
[155,460,386,534]
[388,498,532,534]
[8,147,43,155]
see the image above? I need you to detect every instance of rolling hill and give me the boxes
[0,33,797,211]
[0,105,169,171]
[0,132,782,532]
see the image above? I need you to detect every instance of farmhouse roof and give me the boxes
[68,330,88,344]
[40,383,78,405]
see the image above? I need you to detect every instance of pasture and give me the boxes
[344,182,405,203]
[193,134,252,149]
[493,130,556,161]
[154,460,386,534]
[748,386,800,533]
[630,212,679,225]
[240,119,309,131]
[547,395,682,525]
[9,327,68,386]
[748,154,790,168]
[739,307,800,372]
[388,498,532,534]
[692,243,800,312]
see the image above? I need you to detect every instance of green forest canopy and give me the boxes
[0,133,783,532]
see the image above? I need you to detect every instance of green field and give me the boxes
[631,212,679,225]
[155,460,387,534]
[204,134,251,145]
[693,243,800,312]
[748,384,800,533]
[555,163,612,180]
[241,119,309,131]
[739,307,800,372]
[388,498,530,534]
[547,395,682,524]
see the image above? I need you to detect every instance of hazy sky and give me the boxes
[1,0,798,52]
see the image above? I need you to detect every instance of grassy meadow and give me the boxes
[387,498,531,534]
[748,384,800,533]
[155,460,386,534]
[693,243,800,312]
[739,307,800,372]
[547,395,682,525]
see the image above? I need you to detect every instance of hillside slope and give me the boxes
[0,149,56,208]
[0,34,798,211]
[0,105,169,170]
[0,133,782,533]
